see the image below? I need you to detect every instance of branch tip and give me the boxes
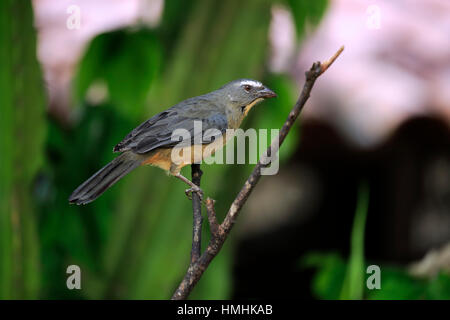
[320,45,344,74]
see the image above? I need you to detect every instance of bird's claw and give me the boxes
[185,186,203,200]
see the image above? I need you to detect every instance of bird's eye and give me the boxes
[243,85,252,92]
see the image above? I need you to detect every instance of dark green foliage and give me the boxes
[304,253,450,300]
[303,182,450,300]
[340,181,369,299]
[159,0,198,51]
[286,0,329,39]
[367,269,450,300]
[38,105,134,298]
[302,252,347,299]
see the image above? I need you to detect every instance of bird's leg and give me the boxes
[174,173,203,200]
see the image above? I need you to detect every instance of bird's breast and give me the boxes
[227,98,264,129]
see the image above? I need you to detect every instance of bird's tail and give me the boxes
[69,152,141,205]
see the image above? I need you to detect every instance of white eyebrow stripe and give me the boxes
[240,80,262,87]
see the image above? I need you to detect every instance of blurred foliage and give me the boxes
[0,0,331,299]
[286,0,328,39]
[74,29,163,121]
[303,252,450,300]
[303,252,347,300]
[254,74,300,163]
[302,182,450,300]
[0,0,46,299]
[340,181,369,299]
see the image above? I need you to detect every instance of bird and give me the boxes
[68,79,277,205]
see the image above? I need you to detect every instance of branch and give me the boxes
[171,164,203,300]
[171,46,344,300]
[190,164,203,263]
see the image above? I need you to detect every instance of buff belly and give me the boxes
[141,133,234,175]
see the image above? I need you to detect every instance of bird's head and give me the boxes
[220,79,277,116]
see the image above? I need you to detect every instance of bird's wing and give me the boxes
[113,97,228,154]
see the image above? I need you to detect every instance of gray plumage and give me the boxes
[113,96,229,154]
[68,152,141,205]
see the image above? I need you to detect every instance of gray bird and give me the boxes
[69,79,276,205]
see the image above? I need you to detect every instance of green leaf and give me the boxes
[340,181,369,300]
[426,272,450,299]
[366,267,425,300]
[301,252,346,299]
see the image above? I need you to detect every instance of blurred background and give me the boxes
[0,0,449,299]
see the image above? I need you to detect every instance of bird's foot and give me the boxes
[185,186,203,201]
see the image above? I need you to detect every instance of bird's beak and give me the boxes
[258,86,277,99]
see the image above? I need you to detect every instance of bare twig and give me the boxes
[170,164,203,300]
[190,164,203,264]
[171,46,344,300]
[319,45,344,75]
[205,198,221,238]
